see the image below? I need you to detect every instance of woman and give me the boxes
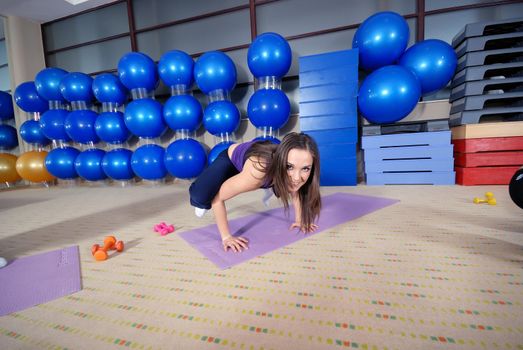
[189,132,321,253]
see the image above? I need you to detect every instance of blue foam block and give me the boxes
[362,131,451,149]
[318,143,357,159]
[322,156,357,174]
[363,145,454,161]
[299,68,358,88]
[300,98,357,117]
[365,158,454,172]
[320,152,357,186]
[306,128,358,144]
[300,84,358,103]
[321,168,358,186]
[299,49,359,72]
[366,172,456,185]
[300,114,358,131]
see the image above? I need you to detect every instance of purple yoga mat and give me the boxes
[0,246,82,316]
[179,192,398,269]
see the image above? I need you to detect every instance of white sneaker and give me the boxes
[194,207,208,218]
[262,188,273,207]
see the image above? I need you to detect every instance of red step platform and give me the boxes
[456,166,521,185]
[452,136,523,185]
[454,151,523,167]
[453,136,523,153]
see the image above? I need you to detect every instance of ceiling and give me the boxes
[0,0,120,24]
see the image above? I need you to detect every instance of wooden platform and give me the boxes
[362,100,450,126]
[451,121,523,139]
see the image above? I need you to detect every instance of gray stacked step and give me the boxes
[450,76,523,102]
[449,106,523,126]
[449,17,523,126]
[450,91,523,114]
[452,17,523,48]
[454,31,523,58]
[451,61,523,88]
[456,47,523,72]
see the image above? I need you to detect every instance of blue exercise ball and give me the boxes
[163,94,202,132]
[158,50,194,88]
[0,91,15,120]
[14,82,49,113]
[60,72,94,103]
[358,65,421,124]
[254,135,281,144]
[102,148,134,181]
[352,11,409,71]
[194,51,237,94]
[131,144,167,180]
[95,111,129,144]
[118,52,158,92]
[75,148,107,181]
[39,109,71,141]
[45,146,80,179]
[164,139,207,179]
[20,120,50,146]
[64,110,99,144]
[92,73,128,105]
[35,67,68,102]
[399,39,457,95]
[247,89,290,130]
[208,141,234,165]
[124,98,165,138]
[203,100,240,136]
[248,32,292,78]
[0,125,18,150]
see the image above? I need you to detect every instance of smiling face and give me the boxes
[286,148,313,194]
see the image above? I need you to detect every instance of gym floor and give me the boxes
[0,183,522,349]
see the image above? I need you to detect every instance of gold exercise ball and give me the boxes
[0,153,22,183]
[16,151,55,183]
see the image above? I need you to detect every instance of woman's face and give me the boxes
[286,148,313,193]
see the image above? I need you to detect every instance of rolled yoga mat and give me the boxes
[179,192,399,269]
[0,246,82,316]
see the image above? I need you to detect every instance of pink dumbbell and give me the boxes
[153,222,166,232]
[153,222,175,236]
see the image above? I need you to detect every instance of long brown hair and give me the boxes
[246,132,321,228]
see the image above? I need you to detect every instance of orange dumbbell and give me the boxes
[91,236,124,261]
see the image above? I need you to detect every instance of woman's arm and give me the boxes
[289,193,318,233]
[212,158,265,251]
[292,193,301,225]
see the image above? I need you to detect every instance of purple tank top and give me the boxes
[230,140,272,188]
[230,140,257,172]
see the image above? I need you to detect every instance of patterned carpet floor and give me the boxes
[0,183,522,350]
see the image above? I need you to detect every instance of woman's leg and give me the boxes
[189,149,238,210]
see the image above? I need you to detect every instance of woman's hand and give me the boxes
[289,222,318,233]
[222,235,249,252]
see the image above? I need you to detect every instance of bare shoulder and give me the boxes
[243,156,267,186]
[227,143,239,158]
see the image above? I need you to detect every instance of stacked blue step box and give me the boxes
[299,49,359,186]
[362,131,456,185]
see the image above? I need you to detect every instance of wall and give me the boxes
[4,0,523,160]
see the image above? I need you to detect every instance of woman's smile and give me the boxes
[286,149,313,192]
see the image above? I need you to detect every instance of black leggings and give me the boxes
[189,149,239,210]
